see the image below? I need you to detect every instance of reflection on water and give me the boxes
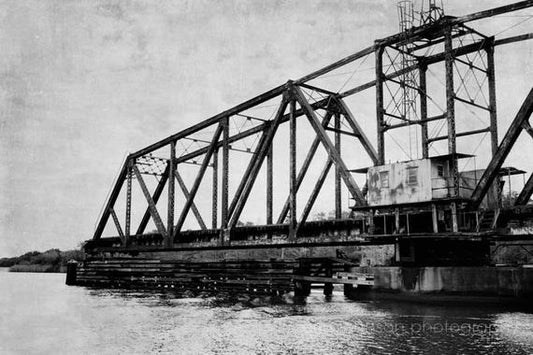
[1,270,532,354]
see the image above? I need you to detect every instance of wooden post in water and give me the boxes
[323,259,333,296]
[65,261,78,286]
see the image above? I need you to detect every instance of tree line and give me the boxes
[0,248,84,273]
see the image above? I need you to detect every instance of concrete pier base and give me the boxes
[348,266,533,298]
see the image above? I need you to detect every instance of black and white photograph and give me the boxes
[1,0,533,354]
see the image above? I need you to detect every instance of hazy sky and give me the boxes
[1,0,532,257]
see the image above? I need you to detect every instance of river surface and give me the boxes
[1,268,532,354]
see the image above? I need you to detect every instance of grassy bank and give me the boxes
[0,249,84,273]
[9,264,59,273]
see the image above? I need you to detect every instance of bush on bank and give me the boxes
[0,249,84,273]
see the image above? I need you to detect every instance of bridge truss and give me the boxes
[92,1,533,248]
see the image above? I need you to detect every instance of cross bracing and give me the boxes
[92,1,533,248]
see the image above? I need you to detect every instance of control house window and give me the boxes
[407,167,418,185]
[379,171,389,188]
[437,164,444,177]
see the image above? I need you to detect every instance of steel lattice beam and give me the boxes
[175,170,207,230]
[109,208,125,241]
[133,165,168,237]
[333,97,379,164]
[291,85,366,205]
[91,2,533,242]
[174,124,223,235]
[471,88,533,208]
[277,111,334,224]
[136,165,170,236]
[299,158,334,227]
[516,173,533,206]
[228,94,290,228]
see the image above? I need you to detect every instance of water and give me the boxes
[1,268,532,355]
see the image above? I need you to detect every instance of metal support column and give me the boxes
[394,208,400,233]
[419,62,429,158]
[221,116,229,243]
[276,112,334,224]
[334,112,342,219]
[375,44,385,165]
[267,144,273,225]
[125,163,132,245]
[167,141,175,247]
[445,27,459,197]
[432,204,438,233]
[451,202,458,233]
[487,38,500,207]
[212,148,218,229]
[289,98,297,238]
[487,38,498,155]
[368,210,374,234]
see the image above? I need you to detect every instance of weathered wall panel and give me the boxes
[367,159,432,206]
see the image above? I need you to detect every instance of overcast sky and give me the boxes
[1,0,532,257]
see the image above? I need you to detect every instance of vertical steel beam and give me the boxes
[92,160,129,240]
[212,148,218,229]
[451,202,458,232]
[135,165,169,235]
[375,45,385,165]
[486,38,500,208]
[175,170,208,230]
[394,208,400,233]
[419,62,429,158]
[174,124,223,235]
[487,38,498,155]
[132,165,167,237]
[291,85,365,205]
[334,112,342,219]
[277,112,334,224]
[368,209,374,234]
[221,117,229,231]
[266,144,273,225]
[432,204,438,233]
[167,141,176,247]
[289,99,297,237]
[125,164,132,244]
[299,158,333,226]
[445,27,459,197]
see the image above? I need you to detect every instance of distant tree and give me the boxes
[312,210,352,221]
[0,248,85,272]
[313,211,327,221]
[236,220,255,226]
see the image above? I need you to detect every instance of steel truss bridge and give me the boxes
[91,1,533,250]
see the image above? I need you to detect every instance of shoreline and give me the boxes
[8,264,67,273]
